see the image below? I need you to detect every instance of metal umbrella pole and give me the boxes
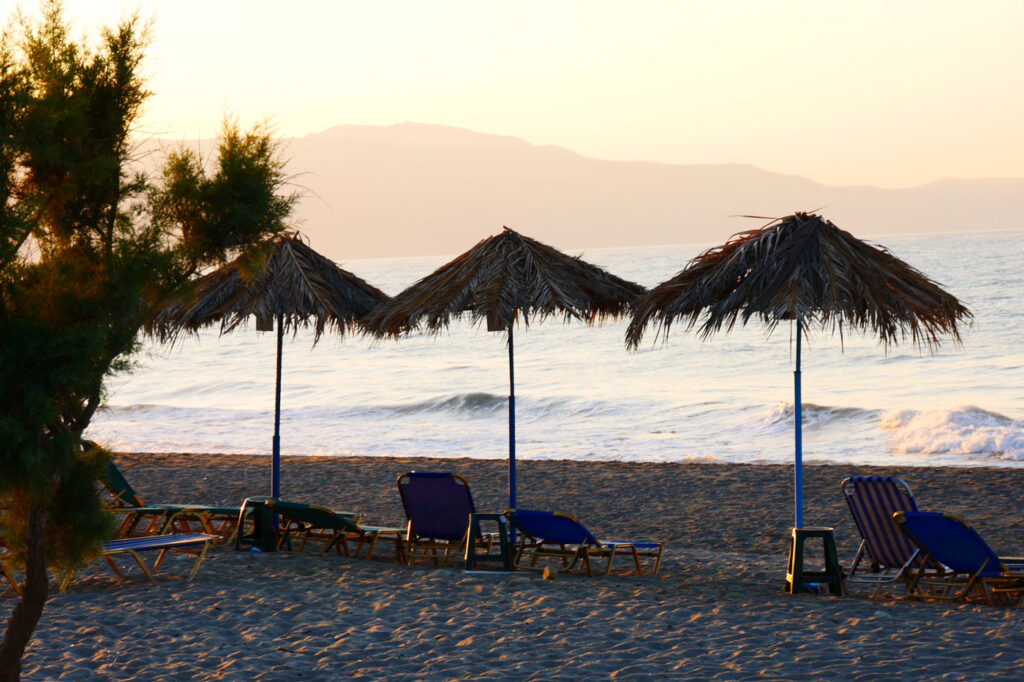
[793,318,803,529]
[507,324,517,511]
[272,312,283,499]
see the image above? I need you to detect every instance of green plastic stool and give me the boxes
[235,496,279,553]
[464,513,512,572]
[785,527,845,595]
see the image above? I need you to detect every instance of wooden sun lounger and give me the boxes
[60,533,217,592]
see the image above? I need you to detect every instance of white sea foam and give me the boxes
[881,407,1024,462]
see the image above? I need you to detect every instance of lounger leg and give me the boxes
[59,569,76,593]
[186,540,211,582]
[322,533,342,556]
[846,540,868,581]
[127,550,156,582]
[105,555,125,578]
[581,550,593,577]
[344,535,365,559]
[365,533,379,560]
[2,565,20,597]
[153,548,170,572]
[633,547,644,575]
[602,548,614,576]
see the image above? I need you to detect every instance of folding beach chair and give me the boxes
[266,500,405,562]
[894,511,1024,606]
[397,472,493,565]
[840,476,940,591]
[99,454,241,542]
[504,509,663,577]
[60,533,217,592]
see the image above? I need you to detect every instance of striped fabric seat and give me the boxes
[841,476,937,590]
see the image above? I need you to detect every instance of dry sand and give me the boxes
[5,454,1024,680]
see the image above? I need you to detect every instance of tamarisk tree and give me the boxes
[0,2,295,678]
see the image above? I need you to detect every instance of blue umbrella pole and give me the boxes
[272,313,283,499]
[508,325,517,511]
[794,318,803,529]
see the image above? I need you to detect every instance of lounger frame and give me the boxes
[100,456,242,542]
[397,472,494,566]
[267,500,405,562]
[894,511,1024,606]
[505,509,663,577]
[840,476,938,592]
[60,533,217,592]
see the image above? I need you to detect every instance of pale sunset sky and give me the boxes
[14,0,1024,188]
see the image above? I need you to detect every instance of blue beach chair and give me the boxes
[504,509,663,576]
[840,476,939,591]
[397,472,493,565]
[893,511,1024,606]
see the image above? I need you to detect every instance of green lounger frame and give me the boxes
[60,533,217,592]
[99,454,241,542]
[266,500,405,562]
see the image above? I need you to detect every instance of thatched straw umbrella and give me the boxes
[626,212,971,528]
[364,226,645,509]
[148,232,388,498]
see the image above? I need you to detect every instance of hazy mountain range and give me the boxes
[153,122,1024,261]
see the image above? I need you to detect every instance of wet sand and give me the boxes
[6,454,1024,679]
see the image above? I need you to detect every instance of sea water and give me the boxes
[86,230,1024,467]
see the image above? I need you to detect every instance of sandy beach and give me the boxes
[5,454,1024,680]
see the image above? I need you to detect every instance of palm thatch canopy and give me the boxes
[627,212,971,349]
[365,226,645,337]
[146,232,387,500]
[149,232,388,343]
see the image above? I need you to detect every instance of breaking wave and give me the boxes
[881,406,1024,462]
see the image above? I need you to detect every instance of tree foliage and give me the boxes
[0,3,296,678]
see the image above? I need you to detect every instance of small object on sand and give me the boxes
[542,567,556,581]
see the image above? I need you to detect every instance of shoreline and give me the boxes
[6,452,1024,679]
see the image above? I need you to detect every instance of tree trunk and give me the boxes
[0,504,49,682]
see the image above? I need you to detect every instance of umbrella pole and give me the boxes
[794,318,803,528]
[508,325,517,511]
[272,313,283,499]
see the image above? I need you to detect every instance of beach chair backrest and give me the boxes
[100,459,145,508]
[841,476,922,569]
[268,500,361,533]
[894,511,1004,577]
[506,509,598,546]
[397,472,476,542]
